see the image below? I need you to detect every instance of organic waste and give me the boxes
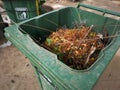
[44,25,107,70]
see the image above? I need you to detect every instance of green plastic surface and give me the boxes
[3,0,45,23]
[78,3,120,16]
[4,5,120,90]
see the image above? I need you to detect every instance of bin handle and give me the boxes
[77,3,120,17]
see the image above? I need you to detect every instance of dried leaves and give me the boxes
[44,25,105,70]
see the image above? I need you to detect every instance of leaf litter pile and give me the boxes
[44,25,107,70]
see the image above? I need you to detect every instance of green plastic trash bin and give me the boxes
[2,0,45,23]
[4,4,120,90]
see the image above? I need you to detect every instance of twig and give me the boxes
[78,25,94,48]
[84,34,120,41]
[84,46,96,66]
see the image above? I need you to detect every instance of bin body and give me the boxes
[4,5,120,90]
[3,0,45,23]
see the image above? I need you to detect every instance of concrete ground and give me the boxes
[0,0,120,90]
